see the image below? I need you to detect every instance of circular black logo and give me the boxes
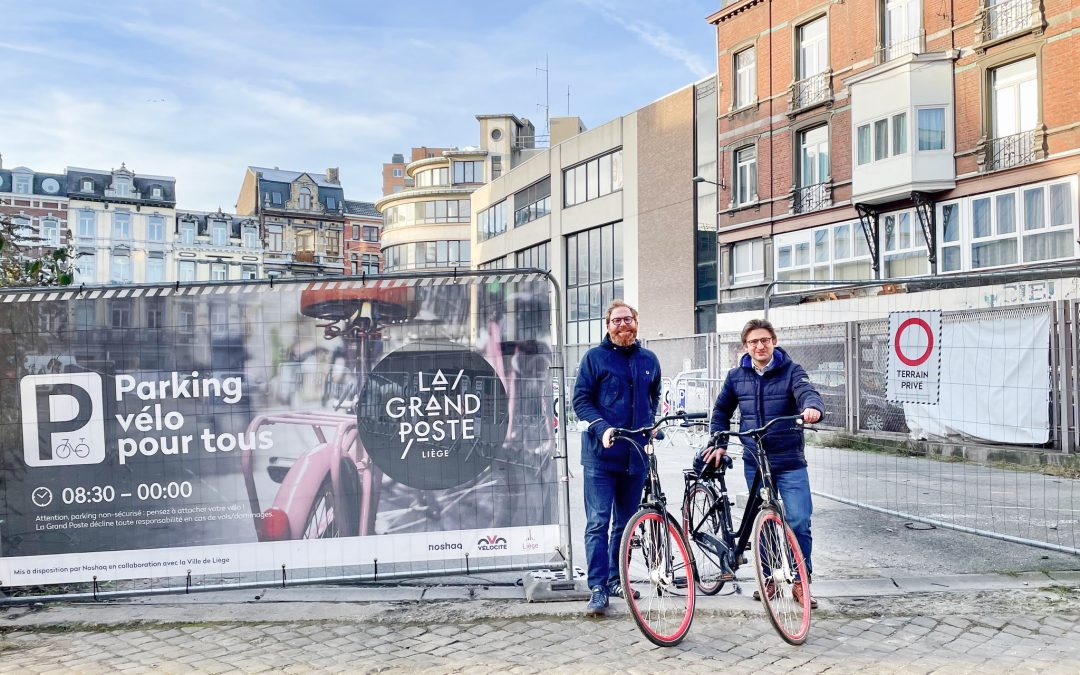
[357,341,508,490]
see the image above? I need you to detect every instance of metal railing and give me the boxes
[982,0,1034,42]
[875,31,924,64]
[987,130,1037,171]
[792,182,831,214]
[790,71,830,111]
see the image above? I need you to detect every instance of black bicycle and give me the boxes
[681,414,814,645]
[612,412,708,647]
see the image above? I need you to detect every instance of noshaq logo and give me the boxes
[476,534,508,552]
[20,373,106,468]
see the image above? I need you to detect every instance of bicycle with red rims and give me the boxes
[681,414,815,645]
[612,411,708,647]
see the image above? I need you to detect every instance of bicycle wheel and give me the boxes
[682,483,725,595]
[752,507,811,645]
[619,508,696,647]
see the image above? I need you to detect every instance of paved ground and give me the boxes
[3,431,1080,672]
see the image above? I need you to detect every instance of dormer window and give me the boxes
[151,186,163,200]
[114,178,132,197]
[179,221,196,245]
[242,225,258,249]
[81,178,94,192]
[298,187,312,210]
[211,220,228,246]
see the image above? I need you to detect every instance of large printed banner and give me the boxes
[0,274,561,586]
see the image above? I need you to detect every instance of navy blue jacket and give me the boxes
[573,336,662,474]
[710,346,824,474]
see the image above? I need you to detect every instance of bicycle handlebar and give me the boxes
[610,411,709,440]
[710,413,818,445]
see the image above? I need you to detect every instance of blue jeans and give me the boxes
[744,462,813,577]
[583,466,647,591]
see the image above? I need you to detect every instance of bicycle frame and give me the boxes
[684,415,809,583]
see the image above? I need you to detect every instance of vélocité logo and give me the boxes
[20,373,106,467]
[476,534,508,551]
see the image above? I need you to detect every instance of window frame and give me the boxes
[916,106,947,151]
[733,46,756,109]
[731,238,764,285]
[733,145,758,206]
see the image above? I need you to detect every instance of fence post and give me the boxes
[846,320,859,434]
[1056,299,1077,454]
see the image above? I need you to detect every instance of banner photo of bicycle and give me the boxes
[0,274,562,587]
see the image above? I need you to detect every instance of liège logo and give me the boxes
[20,373,106,467]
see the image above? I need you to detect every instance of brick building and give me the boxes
[0,161,68,257]
[705,0,1080,318]
[343,200,381,275]
[382,148,456,196]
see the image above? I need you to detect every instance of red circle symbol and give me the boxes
[894,318,934,367]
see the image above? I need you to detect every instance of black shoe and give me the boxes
[610,582,641,600]
[585,586,609,616]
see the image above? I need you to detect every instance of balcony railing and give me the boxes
[790,71,830,111]
[793,182,831,214]
[981,0,1034,42]
[986,130,1037,171]
[875,31,925,64]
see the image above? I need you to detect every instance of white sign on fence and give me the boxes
[886,310,941,404]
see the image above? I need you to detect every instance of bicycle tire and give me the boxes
[751,507,811,645]
[619,508,696,647]
[682,482,725,596]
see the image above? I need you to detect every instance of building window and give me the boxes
[513,177,552,227]
[732,239,764,285]
[775,221,872,286]
[78,211,95,239]
[113,178,132,197]
[271,191,283,206]
[295,229,315,253]
[363,225,379,242]
[515,242,550,271]
[325,230,341,256]
[111,254,131,283]
[794,16,829,108]
[383,199,470,230]
[883,0,922,60]
[416,167,450,187]
[242,225,258,248]
[733,146,757,206]
[110,302,132,328]
[882,210,929,277]
[81,178,94,193]
[267,226,283,252]
[179,221,196,245]
[734,47,755,109]
[795,125,830,213]
[145,257,165,283]
[241,265,258,280]
[76,253,96,283]
[211,220,228,246]
[210,263,227,281]
[151,186,163,200]
[41,218,60,246]
[392,168,403,178]
[326,196,337,211]
[937,178,1077,272]
[298,187,312,210]
[362,253,379,275]
[564,149,623,207]
[178,261,197,281]
[112,212,131,240]
[857,112,908,165]
[917,107,947,151]
[565,222,622,355]
[147,215,165,242]
[351,224,360,240]
[477,201,508,241]
[147,307,163,329]
[989,57,1037,170]
[382,240,469,272]
[14,176,31,194]
[452,161,484,184]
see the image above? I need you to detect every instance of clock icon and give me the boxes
[32,487,53,508]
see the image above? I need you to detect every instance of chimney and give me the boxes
[326,167,340,184]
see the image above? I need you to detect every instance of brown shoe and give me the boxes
[752,578,777,601]
[792,581,818,609]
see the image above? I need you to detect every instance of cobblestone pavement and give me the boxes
[2,597,1078,674]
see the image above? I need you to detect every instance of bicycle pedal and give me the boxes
[720,572,735,581]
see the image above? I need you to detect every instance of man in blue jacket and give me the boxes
[703,318,824,608]
[573,300,662,616]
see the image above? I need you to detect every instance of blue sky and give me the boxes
[2,0,717,211]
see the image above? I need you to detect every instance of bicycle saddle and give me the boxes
[692,446,733,476]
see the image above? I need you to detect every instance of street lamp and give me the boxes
[692,175,724,189]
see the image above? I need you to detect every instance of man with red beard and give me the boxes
[572,300,662,616]
[702,318,824,608]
